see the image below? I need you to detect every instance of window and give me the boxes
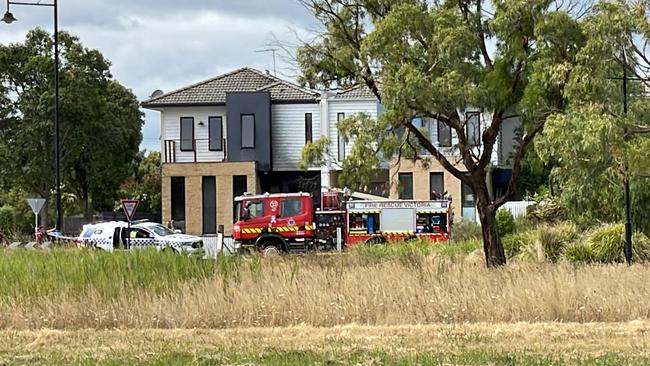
[305,113,313,144]
[337,112,346,161]
[429,172,444,199]
[208,116,223,151]
[437,120,452,147]
[241,114,255,148]
[398,172,414,199]
[466,111,481,146]
[281,198,303,217]
[246,201,264,218]
[180,117,194,151]
[462,182,475,208]
[130,228,152,239]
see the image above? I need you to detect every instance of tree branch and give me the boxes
[403,122,470,183]
[492,121,546,208]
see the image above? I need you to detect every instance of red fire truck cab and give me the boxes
[233,193,317,255]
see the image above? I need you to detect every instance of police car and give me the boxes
[77,221,204,255]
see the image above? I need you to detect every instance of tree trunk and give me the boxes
[82,186,92,222]
[474,182,507,267]
[39,192,49,229]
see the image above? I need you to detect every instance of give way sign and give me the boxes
[121,199,140,222]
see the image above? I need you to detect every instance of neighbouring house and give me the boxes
[142,67,521,236]
[389,112,522,221]
[142,67,383,236]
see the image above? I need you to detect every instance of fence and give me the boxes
[501,201,534,218]
[473,200,534,223]
[202,235,236,258]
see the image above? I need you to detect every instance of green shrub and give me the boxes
[565,224,650,263]
[563,243,594,263]
[502,231,532,258]
[503,222,577,262]
[0,205,16,235]
[496,209,515,237]
[585,224,625,263]
[452,219,482,241]
[538,222,578,262]
[526,193,568,223]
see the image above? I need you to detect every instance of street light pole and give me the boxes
[2,0,62,233]
[622,58,632,265]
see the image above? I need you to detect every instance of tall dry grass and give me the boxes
[1,251,650,329]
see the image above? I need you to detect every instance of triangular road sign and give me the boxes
[121,199,140,222]
[26,198,46,214]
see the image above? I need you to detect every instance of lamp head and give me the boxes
[1,11,17,24]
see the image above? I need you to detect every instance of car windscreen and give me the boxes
[149,224,174,237]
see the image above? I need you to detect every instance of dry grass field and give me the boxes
[2,322,650,365]
[1,246,650,364]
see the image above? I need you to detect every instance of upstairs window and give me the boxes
[437,121,452,147]
[208,116,223,151]
[241,114,255,148]
[305,113,313,144]
[398,172,414,200]
[337,112,346,161]
[466,111,481,146]
[180,117,194,151]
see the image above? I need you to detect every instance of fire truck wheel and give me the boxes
[261,244,281,256]
[366,236,387,245]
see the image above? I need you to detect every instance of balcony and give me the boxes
[163,138,227,164]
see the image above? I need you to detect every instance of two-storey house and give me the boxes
[143,67,520,236]
[142,67,382,235]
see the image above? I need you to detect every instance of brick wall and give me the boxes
[162,162,258,236]
[388,159,466,220]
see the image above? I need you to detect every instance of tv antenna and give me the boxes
[254,48,278,76]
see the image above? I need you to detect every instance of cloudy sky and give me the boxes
[0,0,319,151]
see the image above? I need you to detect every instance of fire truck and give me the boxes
[232,192,451,255]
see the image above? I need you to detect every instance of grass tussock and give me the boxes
[1,247,650,329]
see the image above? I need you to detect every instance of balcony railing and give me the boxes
[163,138,227,163]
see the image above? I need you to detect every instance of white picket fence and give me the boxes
[501,200,534,218]
[474,200,534,223]
[201,234,236,258]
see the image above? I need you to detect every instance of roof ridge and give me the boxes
[246,68,318,96]
[145,67,258,103]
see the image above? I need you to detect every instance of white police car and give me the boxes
[77,221,204,255]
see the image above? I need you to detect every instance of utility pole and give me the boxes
[254,48,278,76]
[3,0,62,233]
[622,52,632,265]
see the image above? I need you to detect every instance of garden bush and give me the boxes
[452,219,482,241]
[496,209,515,237]
[562,224,650,263]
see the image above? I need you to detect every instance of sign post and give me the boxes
[26,198,46,233]
[121,199,139,250]
[336,227,342,253]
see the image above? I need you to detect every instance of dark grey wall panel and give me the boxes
[225,92,272,171]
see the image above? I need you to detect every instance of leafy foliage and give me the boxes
[297,0,589,266]
[537,0,650,233]
[118,151,162,213]
[0,29,143,223]
[496,209,515,237]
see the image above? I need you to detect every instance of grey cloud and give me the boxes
[1,0,319,151]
